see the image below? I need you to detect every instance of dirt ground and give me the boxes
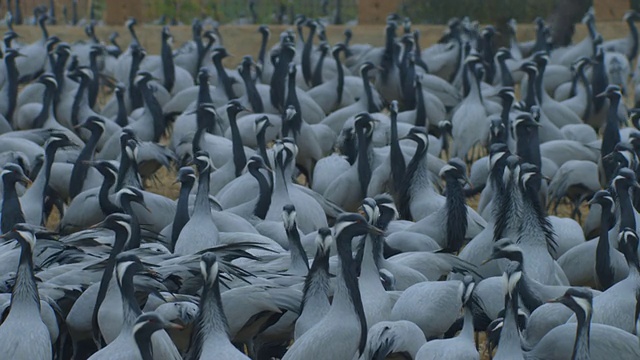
[11,20,629,358]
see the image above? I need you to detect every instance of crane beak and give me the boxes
[89,219,106,230]
[481,254,496,265]
[165,321,184,330]
[595,90,607,98]
[546,295,565,304]
[366,223,385,236]
[19,174,32,186]
[257,159,274,173]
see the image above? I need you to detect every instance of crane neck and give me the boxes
[97,174,119,215]
[193,166,212,217]
[69,126,104,199]
[71,75,89,128]
[88,54,100,108]
[5,54,18,123]
[311,47,326,88]
[120,200,142,250]
[415,80,426,127]
[33,83,55,129]
[301,25,317,86]
[389,111,405,194]
[497,56,514,87]
[139,82,166,142]
[602,95,622,161]
[361,68,379,113]
[249,165,272,220]
[10,242,40,314]
[578,67,593,120]
[92,227,130,345]
[240,64,264,113]
[286,223,309,275]
[128,56,145,110]
[300,246,331,313]
[115,90,129,127]
[615,184,637,231]
[444,174,468,253]
[572,306,592,360]
[495,290,523,359]
[190,277,232,359]
[356,126,372,198]
[171,179,195,250]
[257,31,269,69]
[628,19,639,62]
[119,269,143,332]
[333,50,345,108]
[227,109,247,177]
[212,55,236,100]
[595,205,615,290]
[161,37,175,93]
[335,231,368,355]
[1,176,24,233]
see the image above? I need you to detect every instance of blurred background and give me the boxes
[2,0,598,26]
[7,0,637,46]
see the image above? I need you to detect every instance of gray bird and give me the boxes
[283,213,383,360]
[0,224,52,360]
[525,286,640,359]
[186,252,250,360]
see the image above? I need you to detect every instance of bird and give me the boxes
[451,55,489,159]
[88,253,182,360]
[174,151,220,255]
[133,312,184,360]
[0,224,52,360]
[360,320,426,359]
[186,253,250,360]
[294,228,332,340]
[493,261,525,360]
[567,228,640,333]
[414,276,479,359]
[1,163,31,233]
[526,286,640,359]
[283,213,383,360]
[557,190,628,290]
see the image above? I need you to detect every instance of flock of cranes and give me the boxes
[1,3,640,360]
